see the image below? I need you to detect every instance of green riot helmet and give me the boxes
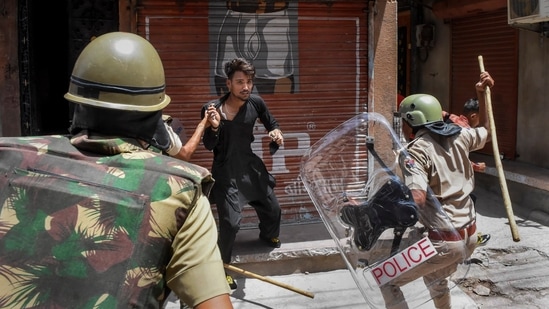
[64,32,170,111]
[399,94,443,127]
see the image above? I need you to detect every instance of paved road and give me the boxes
[455,183,549,308]
[165,182,549,309]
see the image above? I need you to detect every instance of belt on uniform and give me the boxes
[428,222,476,241]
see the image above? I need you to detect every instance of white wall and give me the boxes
[516,29,549,168]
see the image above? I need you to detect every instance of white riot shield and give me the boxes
[300,112,470,308]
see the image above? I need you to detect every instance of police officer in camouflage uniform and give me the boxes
[0,32,233,309]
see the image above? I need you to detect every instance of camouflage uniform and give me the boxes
[0,132,229,308]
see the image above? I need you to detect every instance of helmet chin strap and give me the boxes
[69,104,162,146]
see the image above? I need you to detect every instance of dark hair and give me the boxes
[224,58,255,80]
[463,98,479,114]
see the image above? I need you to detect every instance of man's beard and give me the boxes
[235,91,250,101]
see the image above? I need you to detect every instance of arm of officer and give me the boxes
[195,295,233,309]
[167,195,232,308]
[410,189,427,208]
[168,106,220,161]
[475,71,495,142]
[172,116,208,161]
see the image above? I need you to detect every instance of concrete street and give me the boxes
[165,155,549,309]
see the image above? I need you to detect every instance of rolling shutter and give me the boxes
[136,1,369,226]
[450,8,518,159]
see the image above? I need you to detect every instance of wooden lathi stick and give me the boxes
[224,263,315,299]
[478,55,520,242]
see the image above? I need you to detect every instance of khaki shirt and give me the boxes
[403,127,488,229]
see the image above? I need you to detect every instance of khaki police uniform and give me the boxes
[381,126,488,309]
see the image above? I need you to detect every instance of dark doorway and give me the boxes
[21,0,70,135]
[20,0,118,136]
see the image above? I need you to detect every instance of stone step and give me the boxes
[227,153,549,280]
[229,222,346,277]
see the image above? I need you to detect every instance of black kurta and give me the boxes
[203,93,279,203]
[202,93,281,263]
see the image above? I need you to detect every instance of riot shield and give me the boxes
[300,112,470,308]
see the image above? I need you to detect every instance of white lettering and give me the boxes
[370,237,437,286]
[252,132,311,174]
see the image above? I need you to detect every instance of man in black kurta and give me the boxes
[202,58,284,289]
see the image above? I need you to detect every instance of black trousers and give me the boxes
[215,191,281,264]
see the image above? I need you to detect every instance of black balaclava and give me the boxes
[69,104,171,151]
[423,121,462,137]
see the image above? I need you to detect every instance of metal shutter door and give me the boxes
[136,1,369,225]
[451,8,518,159]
